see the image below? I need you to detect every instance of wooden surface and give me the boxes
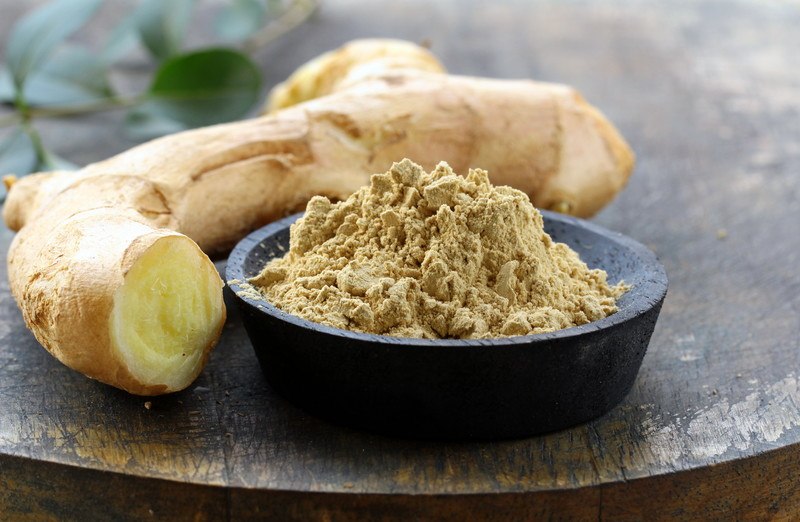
[2,0,800,520]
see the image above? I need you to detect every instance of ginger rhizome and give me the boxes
[3,39,634,394]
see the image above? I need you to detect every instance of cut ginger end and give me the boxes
[110,236,225,392]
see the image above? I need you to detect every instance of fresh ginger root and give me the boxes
[266,39,447,112]
[3,39,634,395]
[5,175,226,395]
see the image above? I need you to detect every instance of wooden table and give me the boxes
[2,0,799,520]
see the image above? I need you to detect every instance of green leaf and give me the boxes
[135,0,196,61]
[41,152,78,172]
[4,0,103,90]
[127,48,261,140]
[215,0,267,42]
[101,13,140,64]
[0,128,37,178]
[0,128,78,202]
[0,46,114,107]
[0,68,13,103]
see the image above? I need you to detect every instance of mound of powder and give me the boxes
[249,159,628,339]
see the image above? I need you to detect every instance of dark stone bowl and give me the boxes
[226,211,668,441]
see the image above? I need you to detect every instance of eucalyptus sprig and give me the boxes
[0,0,317,197]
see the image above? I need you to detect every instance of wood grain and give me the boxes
[2,0,800,519]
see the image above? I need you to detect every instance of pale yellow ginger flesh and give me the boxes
[250,160,628,339]
[111,236,225,391]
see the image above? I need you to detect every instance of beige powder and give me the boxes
[249,159,627,339]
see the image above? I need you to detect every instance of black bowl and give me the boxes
[226,211,667,440]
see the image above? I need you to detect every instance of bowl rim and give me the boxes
[225,210,668,347]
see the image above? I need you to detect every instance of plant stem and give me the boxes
[2,87,31,128]
[21,121,51,169]
[27,96,141,119]
[242,0,319,54]
[13,88,29,118]
[1,96,140,129]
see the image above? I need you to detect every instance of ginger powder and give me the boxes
[249,159,628,339]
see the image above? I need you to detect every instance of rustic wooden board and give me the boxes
[2,0,800,520]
